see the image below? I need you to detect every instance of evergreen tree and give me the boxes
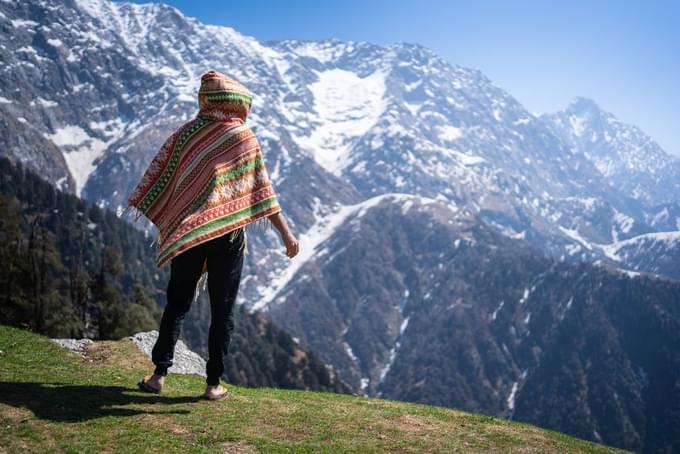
[68,226,92,338]
[91,246,126,340]
[0,194,30,327]
[123,284,161,334]
[26,216,59,333]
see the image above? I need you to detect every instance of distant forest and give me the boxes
[0,156,163,339]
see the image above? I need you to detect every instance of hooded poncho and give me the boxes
[126,70,282,268]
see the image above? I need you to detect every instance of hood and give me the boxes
[197,70,252,122]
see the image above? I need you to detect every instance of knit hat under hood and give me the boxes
[198,70,252,122]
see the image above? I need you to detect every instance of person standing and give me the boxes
[125,70,299,400]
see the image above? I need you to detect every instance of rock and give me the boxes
[51,338,93,357]
[129,331,206,377]
[50,331,207,377]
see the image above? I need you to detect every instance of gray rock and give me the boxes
[129,330,206,377]
[51,338,93,357]
[51,331,207,377]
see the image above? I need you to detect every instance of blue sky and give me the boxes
[123,0,680,157]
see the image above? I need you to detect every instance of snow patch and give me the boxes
[403,101,420,115]
[569,115,586,137]
[513,117,531,125]
[35,97,58,108]
[294,68,387,175]
[379,345,399,383]
[507,381,519,411]
[343,341,359,364]
[601,230,680,262]
[290,41,345,63]
[613,210,634,234]
[519,287,530,304]
[399,316,410,335]
[559,226,593,251]
[438,125,464,142]
[44,125,107,196]
[491,301,504,321]
[11,19,39,28]
[360,377,370,392]
[450,149,485,166]
[618,269,641,278]
[46,38,63,47]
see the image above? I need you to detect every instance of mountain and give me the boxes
[2,0,680,451]
[1,0,678,280]
[541,97,680,207]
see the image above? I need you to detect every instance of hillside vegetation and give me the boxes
[0,326,625,453]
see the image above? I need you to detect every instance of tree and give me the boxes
[0,194,30,326]
[91,246,126,340]
[123,284,161,335]
[68,225,92,338]
[25,214,77,336]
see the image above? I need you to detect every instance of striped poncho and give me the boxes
[126,70,282,268]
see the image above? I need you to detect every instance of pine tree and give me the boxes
[0,194,30,326]
[123,284,161,334]
[25,214,78,337]
[91,246,126,340]
[68,225,92,338]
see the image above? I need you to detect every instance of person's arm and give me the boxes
[268,211,299,258]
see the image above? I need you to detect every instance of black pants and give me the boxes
[151,227,245,386]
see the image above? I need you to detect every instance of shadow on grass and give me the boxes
[0,381,202,422]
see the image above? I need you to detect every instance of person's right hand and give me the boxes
[282,232,299,258]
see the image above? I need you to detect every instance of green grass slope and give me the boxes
[0,326,627,453]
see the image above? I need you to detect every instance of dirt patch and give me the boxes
[240,418,313,444]
[221,441,258,453]
[270,423,312,442]
[0,404,33,424]
[170,425,192,436]
[0,409,59,453]
[392,413,450,436]
[84,340,152,370]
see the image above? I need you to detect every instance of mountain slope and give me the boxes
[0,325,626,453]
[263,193,680,453]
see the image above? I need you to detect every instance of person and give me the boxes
[125,70,299,400]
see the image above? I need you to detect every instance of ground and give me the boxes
[0,325,627,453]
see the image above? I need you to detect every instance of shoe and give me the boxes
[137,375,162,394]
[203,384,227,400]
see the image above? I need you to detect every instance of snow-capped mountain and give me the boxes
[2,0,678,284]
[542,97,680,206]
[2,1,680,451]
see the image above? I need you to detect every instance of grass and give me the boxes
[0,325,628,453]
